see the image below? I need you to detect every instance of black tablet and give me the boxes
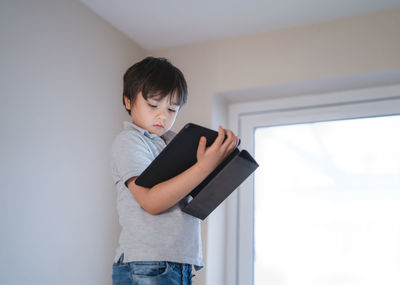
[135,123,222,189]
[135,123,257,220]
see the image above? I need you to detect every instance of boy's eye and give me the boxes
[168,108,177,113]
[148,104,157,108]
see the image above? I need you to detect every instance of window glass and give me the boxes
[254,115,400,285]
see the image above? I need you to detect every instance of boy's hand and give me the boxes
[196,126,239,173]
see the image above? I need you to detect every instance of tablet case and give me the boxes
[135,123,259,220]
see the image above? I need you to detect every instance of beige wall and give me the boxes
[0,0,144,284]
[149,7,400,285]
[150,7,400,130]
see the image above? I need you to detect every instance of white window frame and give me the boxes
[225,84,400,285]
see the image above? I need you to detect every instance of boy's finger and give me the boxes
[196,136,207,157]
[228,137,237,151]
[213,126,225,145]
[221,129,234,150]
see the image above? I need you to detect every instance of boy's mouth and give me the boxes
[153,124,164,129]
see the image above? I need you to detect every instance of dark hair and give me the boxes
[122,56,188,115]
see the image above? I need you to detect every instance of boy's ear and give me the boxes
[124,97,131,110]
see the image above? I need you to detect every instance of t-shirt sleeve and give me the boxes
[110,132,153,186]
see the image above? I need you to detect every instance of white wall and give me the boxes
[2,2,400,285]
[0,0,144,284]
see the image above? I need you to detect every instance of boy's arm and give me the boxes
[125,126,238,215]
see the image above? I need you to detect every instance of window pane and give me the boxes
[254,115,400,285]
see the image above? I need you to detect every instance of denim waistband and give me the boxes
[115,253,192,271]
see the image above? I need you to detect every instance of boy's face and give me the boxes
[125,92,180,137]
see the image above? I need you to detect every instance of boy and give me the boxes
[111,57,238,285]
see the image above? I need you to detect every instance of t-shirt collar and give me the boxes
[123,121,162,140]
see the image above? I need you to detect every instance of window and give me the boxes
[226,85,400,285]
[254,115,400,285]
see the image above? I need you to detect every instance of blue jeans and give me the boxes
[112,254,193,285]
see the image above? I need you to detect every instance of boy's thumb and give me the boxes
[197,136,206,155]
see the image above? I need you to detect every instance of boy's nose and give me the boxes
[157,108,168,119]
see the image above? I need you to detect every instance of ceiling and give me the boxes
[80,0,400,50]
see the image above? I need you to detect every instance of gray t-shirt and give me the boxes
[110,121,203,268]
